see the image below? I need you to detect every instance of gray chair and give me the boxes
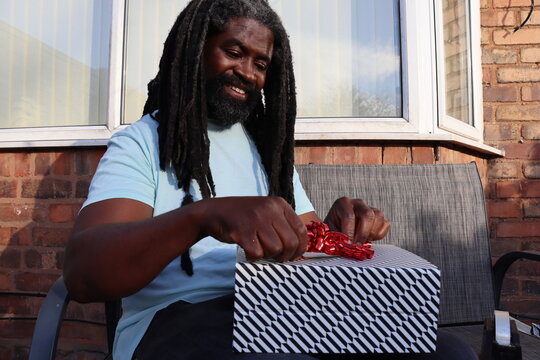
[30,163,539,359]
[297,163,539,359]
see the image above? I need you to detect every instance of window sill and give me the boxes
[294,131,504,157]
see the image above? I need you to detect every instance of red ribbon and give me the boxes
[306,222,374,260]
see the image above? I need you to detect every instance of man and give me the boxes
[64,1,472,359]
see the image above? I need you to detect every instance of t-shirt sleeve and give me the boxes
[292,167,315,215]
[82,122,158,209]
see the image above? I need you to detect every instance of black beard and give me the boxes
[206,73,262,127]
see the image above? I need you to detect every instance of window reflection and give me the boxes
[0,0,110,129]
[443,0,472,124]
[122,0,403,124]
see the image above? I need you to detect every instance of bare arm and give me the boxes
[64,196,307,303]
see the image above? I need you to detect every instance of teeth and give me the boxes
[231,86,246,94]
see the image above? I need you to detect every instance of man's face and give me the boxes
[203,17,274,126]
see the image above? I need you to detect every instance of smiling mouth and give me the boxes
[230,86,246,95]
[224,85,248,100]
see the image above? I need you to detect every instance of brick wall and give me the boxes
[0,149,108,359]
[1,1,539,358]
[0,143,491,358]
[481,0,540,317]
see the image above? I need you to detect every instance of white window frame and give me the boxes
[0,0,501,155]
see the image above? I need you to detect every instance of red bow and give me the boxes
[306,222,374,260]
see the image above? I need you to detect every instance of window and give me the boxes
[0,0,497,154]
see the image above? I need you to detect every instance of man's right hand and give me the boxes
[197,196,307,262]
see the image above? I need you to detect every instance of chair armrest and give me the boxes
[493,250,540,309]
[29,276,70,360]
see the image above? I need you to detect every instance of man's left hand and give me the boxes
[324,197,390,243]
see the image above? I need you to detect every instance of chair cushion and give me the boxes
[297,163,495,325]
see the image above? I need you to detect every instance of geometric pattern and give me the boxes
[233,245,440,353]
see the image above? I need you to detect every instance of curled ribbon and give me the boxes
[306,221,374,260]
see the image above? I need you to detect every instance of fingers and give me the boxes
[325,197,391,244]
[218,197,305,262]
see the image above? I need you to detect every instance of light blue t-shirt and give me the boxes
[82,114,315,359]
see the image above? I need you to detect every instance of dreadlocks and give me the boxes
[143,0,297,209]
[143,0,296,275]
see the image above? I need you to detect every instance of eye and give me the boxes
[225,49,241,59]
[255,62,268,71]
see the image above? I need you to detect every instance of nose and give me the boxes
[234,60,257,85]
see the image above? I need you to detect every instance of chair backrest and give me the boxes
[297,163,495,325]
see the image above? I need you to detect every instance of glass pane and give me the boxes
[123,0,189,125]
[443,0,471,124]
[123,0,402,124]
[0,0,111,129]
[272,0,402,118]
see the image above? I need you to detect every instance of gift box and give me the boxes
[232,245,440,354]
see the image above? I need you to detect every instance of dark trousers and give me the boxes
[133,294,478,360]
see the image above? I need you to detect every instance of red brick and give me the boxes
[497,67,540,83]
[481,10,516,27]
[294,147,309,164]
[524,200,540,217]
[0,203,47,222]
[523,280,540,296]
[0,153,11,177]
[524,162,540,178]
[358,146,382,165]
[0,180,17,198]
[10,227,31,246]
[496,104,540,121]
[484,105,493,122]
[52,152,73,175]
[308,147,332,164]
[21,179,72,199]
[0,294,43,317]
[499,277,519,296]
[0,227,13,246]
[521,47,540,62]
[383,146,411,165]
[14,153,31,177]
[0,272,10,290]
[497,180,540,197]
[75,150,104,175]
[48,204,77,223]
[34,153,51,176]
[32,227,71,247]
[488,200,522,217]
[500,299,540,320]
[488,161,521,178]
[482,66,492,84]
[517,261,540,276]
[497,221,540,237]
[494,28,540,45]
[24,249,42,269]
[76,180,91,199]
[333,147,356,165]
[0,248,21,269]
[523,241,540,251]
[0,319,35,339]
[522,86,540,101]
[490,239,521,257]
[501,143,540,159]
[522,124,540,140]
[14,272,59,292]
[483,86,518,102]
[1,227,26,246]
[481,28,491,45]
[484,124,517,141]
[412,146,435,164]
[494,0,534,7]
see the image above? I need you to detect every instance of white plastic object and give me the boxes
[494,310,511,346]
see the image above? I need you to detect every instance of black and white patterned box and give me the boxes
[233,245,440,354]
